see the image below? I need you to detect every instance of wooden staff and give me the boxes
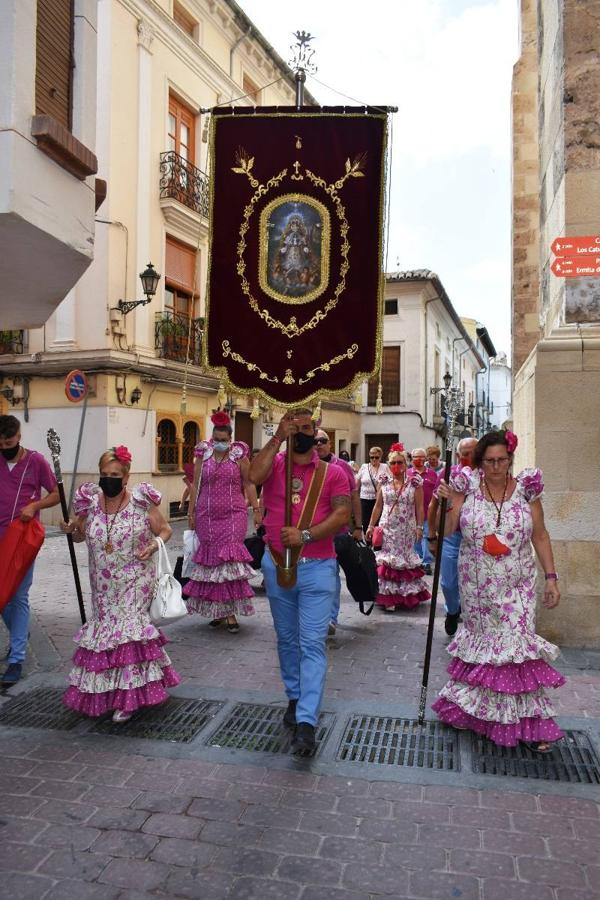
[283,433,294,570]
[47,428,86,624]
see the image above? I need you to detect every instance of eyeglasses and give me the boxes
[369,455,381,459]
[482,458,510,467]
[315,437,329,445]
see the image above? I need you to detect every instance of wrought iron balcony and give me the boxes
[0,331,25,355]
[159,151,209,218]
[155,310,203,367]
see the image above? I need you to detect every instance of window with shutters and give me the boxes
[36,0,74,129]
[155,237,202,365]
[168,95,196,165]
[182,421,200,465]
[173,1,197,38]
[243,74,261,104]
[157,419,179,471]
[367,346,400,407]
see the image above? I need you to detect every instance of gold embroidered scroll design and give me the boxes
[221,341,360,387]
[233,153,366,338]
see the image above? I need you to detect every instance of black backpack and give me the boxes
[334,534,378,615]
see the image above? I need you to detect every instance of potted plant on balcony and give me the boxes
[0,331,15,354]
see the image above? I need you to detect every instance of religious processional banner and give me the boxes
[203,107,388,407]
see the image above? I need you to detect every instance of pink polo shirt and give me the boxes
[261,450,350,559]
[0,450,57,540]
[408,466,438,512]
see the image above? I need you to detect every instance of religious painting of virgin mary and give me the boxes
[259,194,330,304]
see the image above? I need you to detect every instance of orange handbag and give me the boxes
[0,518,45,610]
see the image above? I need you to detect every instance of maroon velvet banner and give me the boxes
[204,107,387,407]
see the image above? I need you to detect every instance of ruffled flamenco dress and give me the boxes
[63,482,180,716]
[375,474,431,610]
[432,467,565,746]
[183,440,255,619]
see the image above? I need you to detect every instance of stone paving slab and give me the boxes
[1,524,600,897]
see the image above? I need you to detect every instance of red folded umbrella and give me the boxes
[0,518,45,610]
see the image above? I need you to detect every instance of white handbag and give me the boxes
[182,528,199,578]
[149,536,188,626]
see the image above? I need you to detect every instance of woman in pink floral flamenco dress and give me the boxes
[184,411,259,633]
[60,446,180,723]
[433,430,564,753]
[365,446,430,612]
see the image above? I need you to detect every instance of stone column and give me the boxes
[134,19,154,352]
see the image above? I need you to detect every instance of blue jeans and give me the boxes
[331,562,341,625]
[414,520,433,567]
[440,531,461,615]
[262,552,337,726]
[2,563,34,664]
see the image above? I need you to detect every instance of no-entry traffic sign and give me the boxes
[65,369,88,402]
[551,235,600,257]
[551,257,600,278]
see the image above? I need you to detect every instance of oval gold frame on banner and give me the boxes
[258,194,331,305]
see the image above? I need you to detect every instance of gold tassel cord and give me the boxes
[250,397,260,420]
[311,399,322,424]
[217,383,227,409]
[375,380,383,415]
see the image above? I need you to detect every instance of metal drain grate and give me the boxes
[337,715,459,770]
[0,687,82,732]
[472,730,600,784]
[92,698,223,743]
[207,703,333,757]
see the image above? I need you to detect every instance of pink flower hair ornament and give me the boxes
[389,442,405,453]
[113,445,132,465]
[504,430,518,454]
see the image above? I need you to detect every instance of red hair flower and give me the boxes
[211,411,231,428]
[113,445,132,464]
[505,430,518,454]
[390,442,405,453]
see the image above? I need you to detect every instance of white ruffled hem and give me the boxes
[447,627,560,666]
[378,578,429,597]
[438,681,558,725]
[184,560,255,583]
[68,657,172,693]
[376,551,422,569]
[74,619,160,652]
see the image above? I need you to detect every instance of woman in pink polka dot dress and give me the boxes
[433,430,564,752]
[61,446,180,723]
[183,412,257,632]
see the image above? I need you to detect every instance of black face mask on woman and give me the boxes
[293,432,316,454]
[99,476,124,498]
[1,443,20,460]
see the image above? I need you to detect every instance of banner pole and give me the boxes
[284,434,294,568]
[46,429,87,625]
[417,384,463,725]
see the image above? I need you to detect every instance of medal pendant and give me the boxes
[292,477,303,492]
[291,494,301,505]
[105,541,113,554]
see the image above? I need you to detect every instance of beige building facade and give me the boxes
[512,0,600,645]
[0,0,358,521]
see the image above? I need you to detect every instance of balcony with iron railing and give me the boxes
[0,331,26,355]
[155,310,203,367]
[159,151,209,219]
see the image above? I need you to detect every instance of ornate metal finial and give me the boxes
[47,428,61,461]
[289,31,317,76]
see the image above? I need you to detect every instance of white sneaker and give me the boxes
[112,709,133,723]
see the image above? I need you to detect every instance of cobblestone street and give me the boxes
[0,525,599,900]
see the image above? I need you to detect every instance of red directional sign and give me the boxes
[551,257,600,278]
[551,235,600,257]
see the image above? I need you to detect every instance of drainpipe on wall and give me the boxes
[230,25,252,79]
[423,296,440,426]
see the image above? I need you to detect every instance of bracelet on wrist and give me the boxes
[544,573,559,581]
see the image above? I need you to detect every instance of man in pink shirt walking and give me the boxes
[250,411,350,754]
[0,415,59,685]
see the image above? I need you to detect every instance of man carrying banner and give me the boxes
[250,411,350,754]
[0,415,59,684]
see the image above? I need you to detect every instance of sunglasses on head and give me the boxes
[315,437,329,445]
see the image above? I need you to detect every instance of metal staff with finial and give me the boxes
[46,429,86,624]
[417,381,464,725]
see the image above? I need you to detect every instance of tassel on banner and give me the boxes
[375,380,383,415]
[250,397,260,420]
[180,383,187,416]
[311,398,322,424]
[353,384,363,408]
[217,383,227,408]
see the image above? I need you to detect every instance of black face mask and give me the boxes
[1,443,20,460]
[322,452,333,462]
[99,476,124,498]
[293,432,315,454]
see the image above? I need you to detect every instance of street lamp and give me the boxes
[117,263,161,315]
[443,371,452,391]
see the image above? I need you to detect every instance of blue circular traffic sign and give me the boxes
[65,369,88,403]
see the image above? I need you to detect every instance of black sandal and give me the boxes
[209,619,223,628]
[227,622,240,633]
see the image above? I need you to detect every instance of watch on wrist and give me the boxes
[301,528,313,544]
[544,573,559,581]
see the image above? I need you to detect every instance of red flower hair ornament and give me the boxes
[389,442,405,453]
[113,445,132,464]
[211,411,231,428]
